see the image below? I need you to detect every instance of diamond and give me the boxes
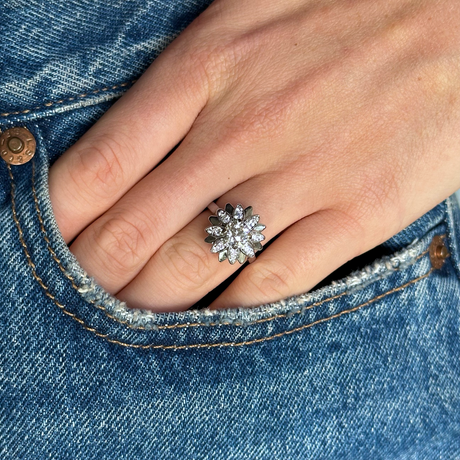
[205,203,265,264]
[239,241,255,258]
[244,215,259,231]
[217,209,231,224]
[206,226,223,237]
[233,204,244,220]
[227,246,239,264]
[250,232,265,243]
[211,238,228,253]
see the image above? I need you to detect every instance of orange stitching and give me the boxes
[0,80,137,118]
[30,157,436,331]
[10,163,437,348]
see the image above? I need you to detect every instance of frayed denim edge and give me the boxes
[64,237,428,330]
[31,124,435,330]
[446,194,460,282]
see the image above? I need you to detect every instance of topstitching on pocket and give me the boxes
[3,120,451,350]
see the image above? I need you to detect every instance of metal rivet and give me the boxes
[434,245,449,259]
[429,235,449,269]
[7,137,24,153]
[0,127,36,165]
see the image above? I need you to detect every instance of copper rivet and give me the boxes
[435,245,449,259]
[0,127,36,165]
[7,137,24,153]
[429,235,449,269]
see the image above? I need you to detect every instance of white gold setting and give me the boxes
[205,203,266,264]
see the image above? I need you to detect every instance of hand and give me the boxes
[48,0,460,312]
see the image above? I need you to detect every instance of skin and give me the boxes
[48,0,460,312]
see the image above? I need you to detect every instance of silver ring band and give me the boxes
[207,202,219,214]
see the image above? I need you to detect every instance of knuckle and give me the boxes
[231,95,292,142]
[205,85,300,155]
[206,36,249,75]
[353,165,403,223]
[244,260,294,300]
[69,135,127,202]
[178,32,253,96]
[182,45,230,96]
[160,237,213,292]
[333,161,405,245]
[92,215,148,277]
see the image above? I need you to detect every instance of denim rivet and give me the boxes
[0,127,36,165]
[429,235,449,269]
[8,137,24,153]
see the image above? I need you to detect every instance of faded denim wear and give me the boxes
[1,2,460,459]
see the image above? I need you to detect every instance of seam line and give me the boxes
[0,80,137,118]
[29,157,435,330]
[9,163,436,349]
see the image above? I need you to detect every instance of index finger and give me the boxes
[48,32,210,243]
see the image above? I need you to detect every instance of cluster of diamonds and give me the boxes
[204,203,266,264]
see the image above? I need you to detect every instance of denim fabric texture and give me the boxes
[1,2,460,459]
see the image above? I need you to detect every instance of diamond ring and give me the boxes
[204,203,266,264]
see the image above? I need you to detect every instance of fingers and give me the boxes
[114,211,238,311]
[67,131,260,293]
[208,208,365,310]
[48,36,210,244]
[115,173,316,311]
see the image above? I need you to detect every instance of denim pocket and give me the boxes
[3,2,460,457]
[3,117,460,460]
[4,115,459,351]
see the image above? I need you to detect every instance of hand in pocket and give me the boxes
[48,0,460,312]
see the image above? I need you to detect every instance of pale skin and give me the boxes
[48,0,460,312]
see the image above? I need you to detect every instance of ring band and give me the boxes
[204,203,266,265]
[207,202,219,214]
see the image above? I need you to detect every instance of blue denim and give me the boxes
[1,2,460,459]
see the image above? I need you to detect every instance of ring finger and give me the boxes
[115,173,317,311]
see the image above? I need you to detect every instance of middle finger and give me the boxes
[69,128,270,294]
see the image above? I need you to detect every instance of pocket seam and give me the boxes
[8,160,439,349]
[28,157,435,331]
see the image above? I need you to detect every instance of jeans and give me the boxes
[1,1,460,459]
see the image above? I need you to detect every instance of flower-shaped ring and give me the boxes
[204,203,266,264]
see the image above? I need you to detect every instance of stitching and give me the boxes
[10,163,436,349]
[0,80,137,118]
[446,197,460,282]
[30,157,435,331]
